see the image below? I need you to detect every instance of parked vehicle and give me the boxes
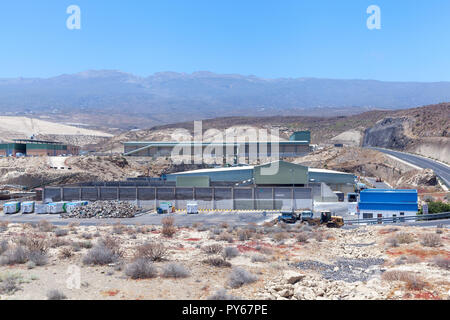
[278,211,299,224]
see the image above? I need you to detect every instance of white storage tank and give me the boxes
[35,203,48,214]
[47,202,68,214]
[187,202,198,214]
[21,201,35,214]
[3,201,21,214]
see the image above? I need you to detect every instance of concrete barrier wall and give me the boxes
[44,186,313,210]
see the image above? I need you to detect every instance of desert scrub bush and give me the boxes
[47,289,67,300]
[272,232,288,242]
[297,232,311,243]
[227,267,258,288]
[202,244,223,255]
[394,255,420,265]
[0,240,8,255]
[97,236,122,255]
[395,232,415,244]
[54,229,68,237]
[223,247,239,259]
[421,234,441,247]
[59,247,74,259]
[432,256,450,270]
[0,221,9,232]
[218,232,234,243]
[81,233,93,240]
[161,217,176,238]
[381,270,427,290]
[161,263,190,278]
[202,257,232,268]
[112,222,125,234]
[135,242,168,262]
[251,254,269,263]
[237,229,253,241]
[207,289,240,300]
[82,244,120,265]
[0,274,21,295]
[49,237,71,248]
[220,222,229,229]
[0,246,29,265]
[37,220,54,233]
[125,258,158,279]
[385,236,399,248]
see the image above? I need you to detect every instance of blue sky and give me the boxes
[0,0,449,81]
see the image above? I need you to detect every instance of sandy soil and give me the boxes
[0,220,448,300]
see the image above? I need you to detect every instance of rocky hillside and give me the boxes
[362,103,450,162]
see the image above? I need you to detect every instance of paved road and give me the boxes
[369,147,450,187]
[364,177,391,189]
[0,211,278,227]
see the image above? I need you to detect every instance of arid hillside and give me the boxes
[98,103,449,160]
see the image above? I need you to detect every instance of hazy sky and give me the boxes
[1,0,449,81]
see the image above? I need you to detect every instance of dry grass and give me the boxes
[432,256,450,270]
[382,270,427,291]
[395,232,416,244]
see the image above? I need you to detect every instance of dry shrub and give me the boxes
[161,263,190,278]
[432,256,450,270]
[220,222,229,229]
[202,244,223,255]
[0,221,9,232]
[161,217,176,238]
[223,247,240,259]
[125,258,158,279]
[218,232,234,243]
[0,240,9,255]
[135,242,167,261]
[203,257,232,268]
[236,229,253,241]
[297,232,310,243]
[272,232,288,242]
[59,247,74,259]
[251,254,269,263]
[207,288,240,300]
[394,255,420,265]
[112,222,125,234]
[386,236,399,248]
[47,289,67,300]
[382,270,427,291]
[82,245,119,265]
[227,267,258,288]
[395,232,415,244]
[0,274,21,295]
[37,220,54,233]
[421,234,441,247]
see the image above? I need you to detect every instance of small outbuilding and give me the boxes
[358,189,418,220]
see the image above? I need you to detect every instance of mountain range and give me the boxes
[2,70,450,130]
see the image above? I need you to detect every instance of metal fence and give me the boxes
[43,186,314,211]
[345,212,450,225]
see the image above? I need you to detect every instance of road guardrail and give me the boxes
[345,212,450,225]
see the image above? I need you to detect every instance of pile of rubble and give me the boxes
[61,201,141,219]
[256,270,387,300]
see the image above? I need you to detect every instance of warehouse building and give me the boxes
[0,139,79,157]
[164,160,356,201]
[123,131,312,159]
[0,142,26,157]
[358,189,418,219]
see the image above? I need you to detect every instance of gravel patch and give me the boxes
[294,258,385,283]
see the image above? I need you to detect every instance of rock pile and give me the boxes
[61,201,140,219]
[255,270,386,300]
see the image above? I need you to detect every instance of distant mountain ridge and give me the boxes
[1,70,450,129]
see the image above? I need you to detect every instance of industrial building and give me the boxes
[357,189,418,219]
[0,139,79,157]
[123,131,312,159]
[164,160,357,201]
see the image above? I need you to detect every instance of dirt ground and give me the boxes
[0,219,448,300]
